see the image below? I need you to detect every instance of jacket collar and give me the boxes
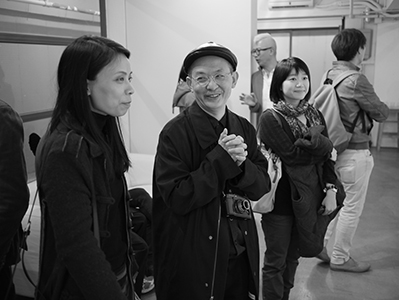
[58,114,104,158]
[333,61,361,72]
[188,101,240,150]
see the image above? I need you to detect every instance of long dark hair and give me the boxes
[270,56,311,104]
[50,35,131,176]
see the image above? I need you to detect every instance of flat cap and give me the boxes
[182,41,238,76]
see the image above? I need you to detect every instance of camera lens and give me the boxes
[234,198,250,213]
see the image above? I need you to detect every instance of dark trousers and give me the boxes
[0,265,15,300]
[224,251,252,300]
[261,213,300,300]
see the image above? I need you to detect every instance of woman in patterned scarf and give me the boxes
[257,57,341,300]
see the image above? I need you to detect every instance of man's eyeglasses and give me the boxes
[190,72,232,87]
[251,47,272,56]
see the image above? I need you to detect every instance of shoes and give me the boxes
[141,276,155,294]
[316,247,330,263]
[330,257,371,273]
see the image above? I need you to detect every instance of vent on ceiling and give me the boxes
[269,0,314,9]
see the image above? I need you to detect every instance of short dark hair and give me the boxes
[270,57,311,104]
[50,35,131,175]
[331,28,366,61]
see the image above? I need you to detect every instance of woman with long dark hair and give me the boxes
[35,35,137,300]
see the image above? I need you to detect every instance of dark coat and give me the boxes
[35,116,132,300]
[153,102,269,300]
[0,100,29,268]
[258,109,344,257]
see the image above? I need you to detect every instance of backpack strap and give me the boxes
[327,69,368,134]
[333,70,359,88]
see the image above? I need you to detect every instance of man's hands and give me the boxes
[239,93,256,107]
[218,129,248,166]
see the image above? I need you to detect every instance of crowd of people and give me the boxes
[0,27,389,300]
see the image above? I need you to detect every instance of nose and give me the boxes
[127,83,135,95]
[206,76,218,89]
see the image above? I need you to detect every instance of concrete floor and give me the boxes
[143,148,399,300]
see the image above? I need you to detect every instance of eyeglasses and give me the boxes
[251,47,272,56]
[190,72,232,86]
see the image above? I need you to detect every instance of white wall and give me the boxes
[374,22,399,109]
[106,0,257,155]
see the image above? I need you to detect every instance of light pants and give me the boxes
[324,149,374,265]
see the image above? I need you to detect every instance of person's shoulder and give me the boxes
[44,127,94,159]
[252,69,262,78]
[0,100,22,124]
[160,110,190,137]
[259,108,275,121]
[229,109,251,124]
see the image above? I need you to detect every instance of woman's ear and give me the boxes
[87,80,91,96]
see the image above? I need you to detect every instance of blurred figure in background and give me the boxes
[240,33,278,126]
[0,99,29,300]
[172,66,195,113]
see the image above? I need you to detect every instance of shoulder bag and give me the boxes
[252,109,283,214]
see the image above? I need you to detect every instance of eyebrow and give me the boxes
[114,70,132,76]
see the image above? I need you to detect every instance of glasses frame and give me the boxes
[251,47,272,56]
[189,72,233,87]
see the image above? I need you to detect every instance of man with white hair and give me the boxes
[240,33,278,125]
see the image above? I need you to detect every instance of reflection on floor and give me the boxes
[143,148,399,300]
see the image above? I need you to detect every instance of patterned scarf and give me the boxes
[274,99,322,139]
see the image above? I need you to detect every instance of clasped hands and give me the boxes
[218,128,247,166]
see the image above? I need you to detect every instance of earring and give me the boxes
[87,89,91,96]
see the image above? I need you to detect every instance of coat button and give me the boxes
[209,236,213,240]
[205,283,209,287]
[244,231,248,235]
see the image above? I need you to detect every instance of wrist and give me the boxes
[323,184,337,193]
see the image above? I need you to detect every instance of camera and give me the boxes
[225,194,252,219]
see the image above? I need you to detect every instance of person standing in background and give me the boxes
[0,99,29,300]
[240,33,278,125]
[319,28,389,272]
[172,66,196,113]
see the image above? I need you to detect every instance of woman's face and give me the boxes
[282,68,309,106]
[87,54,134,117]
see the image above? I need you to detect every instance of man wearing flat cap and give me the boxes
[153,42,270,300]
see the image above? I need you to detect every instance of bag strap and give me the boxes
[270,108,283,128]
[331,69,359,88]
